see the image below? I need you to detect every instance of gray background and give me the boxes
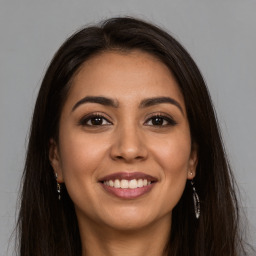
[0,0,255,255]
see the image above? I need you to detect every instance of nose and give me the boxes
[110,124,148,163]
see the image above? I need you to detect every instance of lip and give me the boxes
[98,172,158,199]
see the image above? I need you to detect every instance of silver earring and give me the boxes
[191,180,200,219]
[55,173,61,200]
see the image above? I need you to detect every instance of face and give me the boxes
[50,50,197,232]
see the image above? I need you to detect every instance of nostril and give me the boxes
[135,155,144,159]
[110,140,148,162]
[115,156,124,160]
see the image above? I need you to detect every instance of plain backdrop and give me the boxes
[0,0,255,255]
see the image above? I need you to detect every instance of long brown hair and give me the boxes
[17,17,251,255]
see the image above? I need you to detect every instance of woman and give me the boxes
[17,17,250,255]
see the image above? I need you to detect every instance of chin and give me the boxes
[104,216,155,232]
[97,205,170,232]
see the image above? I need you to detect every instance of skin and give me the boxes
[50,50,197,256]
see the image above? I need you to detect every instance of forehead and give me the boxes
[66,50,185,108]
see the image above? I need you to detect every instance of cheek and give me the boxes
[160,142,189,188]
[152,130,192,175]
[58,132,106,185]
[150,131,191,207]
[57,133,109,214]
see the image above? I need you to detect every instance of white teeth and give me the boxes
[129,179,137,189]
[137,179,143,188]
[104,178,153,189]
[114,179,120,188]
[120,179,129,188]
[109,180,114,187]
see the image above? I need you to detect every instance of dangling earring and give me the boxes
[55,173,61,200]
[191,179,200,219]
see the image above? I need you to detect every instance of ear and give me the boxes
[187,143,198,180]
[49,138,64,183]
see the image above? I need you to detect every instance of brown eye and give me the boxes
[151,117,165,125]
[90,116,104,125]
[80,115,112,126]
[145,115,177,126]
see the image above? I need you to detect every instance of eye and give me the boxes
[79,114,112,126]
[144,114,177,127]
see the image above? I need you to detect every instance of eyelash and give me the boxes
[144,114,177,127]
[79,113,112,126]
[78,113,177,127]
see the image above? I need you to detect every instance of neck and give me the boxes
[79,215,171,256]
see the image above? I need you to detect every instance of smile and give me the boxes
[103,179,152,189]
[99,172,157,199]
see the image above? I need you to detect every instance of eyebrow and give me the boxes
[139,97,184,115]
[72,96,119,112]
[72,96,184,115]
